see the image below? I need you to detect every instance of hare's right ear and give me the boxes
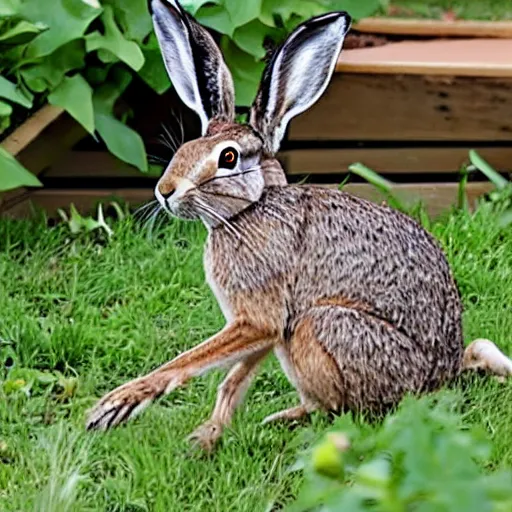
[151,0,235,134]
[250,12,351,154]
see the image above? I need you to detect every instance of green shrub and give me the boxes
[0,0,383,192]
[289,394,512,512]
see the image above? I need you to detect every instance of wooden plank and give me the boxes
[2,183,493,219]
[44,150,156,178]
[340,182,493,217]
[289,74,512,141]
[338,39,512,77]
[281,147,512,175]
[353,18,512,39]
[1,105,63,155]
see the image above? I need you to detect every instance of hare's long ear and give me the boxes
[250,12,351,154]
[151,0,235,134]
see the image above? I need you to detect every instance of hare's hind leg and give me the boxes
[263,316,345,425]
[463,338,512,378]
[189,347,270,451]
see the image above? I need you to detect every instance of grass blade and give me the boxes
[348,162,393,193]
[469,150,509,190]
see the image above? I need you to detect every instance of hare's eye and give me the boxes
[218,147,238,170]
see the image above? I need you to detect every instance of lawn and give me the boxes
[0,191,512,511]
[384,0,512,19]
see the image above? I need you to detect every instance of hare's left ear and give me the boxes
[151,0,235,134]
[250,12,351,154]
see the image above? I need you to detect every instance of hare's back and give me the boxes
[269,185,463,353]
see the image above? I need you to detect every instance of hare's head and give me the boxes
[152,0,351,224]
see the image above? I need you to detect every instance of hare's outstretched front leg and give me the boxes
[463,338,512,378]
[86,320,274,431]
[188,348,271,451]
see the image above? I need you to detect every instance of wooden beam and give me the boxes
[338,39,512,77]
[1,105,63,156]
[281,147,512,175]
[2,183,493,219]
[353,18,512,39]
[289,74,512,141]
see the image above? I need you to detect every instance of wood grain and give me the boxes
[338,39,512,77]
[289,74,512,141]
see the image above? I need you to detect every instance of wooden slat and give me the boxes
[44,150,149,178]
[1,105,63,155]
[281,147,512,175]
[2,183,493,219]
[353,18,512,39]
[338,39,512,77]
[289,74,512,141]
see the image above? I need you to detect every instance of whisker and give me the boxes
[148,154,168,165]
[200,167,261,187]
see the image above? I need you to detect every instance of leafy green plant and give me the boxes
[57,201,125,236]
[289,394,512,512]
[0,0,384,192]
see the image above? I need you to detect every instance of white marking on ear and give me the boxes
[252,12,351,154]
[152,0,209,133]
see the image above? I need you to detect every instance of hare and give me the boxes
[86,0,512,449]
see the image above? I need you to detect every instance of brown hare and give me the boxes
[86,0,512,449]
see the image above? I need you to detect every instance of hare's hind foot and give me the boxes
[262,404,317,425]
[463,338,512,380]
[188,420,223,452]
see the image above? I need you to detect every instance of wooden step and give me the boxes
[338,38,512,77]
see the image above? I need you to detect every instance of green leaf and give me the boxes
[225,0,262,28]
[196,5,235,36]
[22,0,102,59]
[0,75,32,108]
[138,33,171,94]
[93,66,132,114]
[221,38,265,106]
[102,0,152,42]
[0,0,20,17]
[0,20,45,45]
[233,20,269,59]
[20,39,86,92]
[328,0,382,20]
[0,100,12,134]
[48,74,94,134]
[469,150,509,190]
[181,0,220,16]
[0,100,13,116]
[86,6,144,71]
[0,147,42,192]
[94,112,147,172]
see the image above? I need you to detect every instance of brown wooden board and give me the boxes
[44,147,512,179]
[281,147,512,175]
[288,74,512,141]
[338,39,512,77]
[3,182,493,220]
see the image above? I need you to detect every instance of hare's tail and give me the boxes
[462,338,512,378]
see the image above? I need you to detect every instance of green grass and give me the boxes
[383,0,512,20]
[1,195,512,511]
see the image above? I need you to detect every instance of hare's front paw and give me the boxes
[188,420,223,452]
[86,377,159,431]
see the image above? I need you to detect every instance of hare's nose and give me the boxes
[161,188,174,200]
